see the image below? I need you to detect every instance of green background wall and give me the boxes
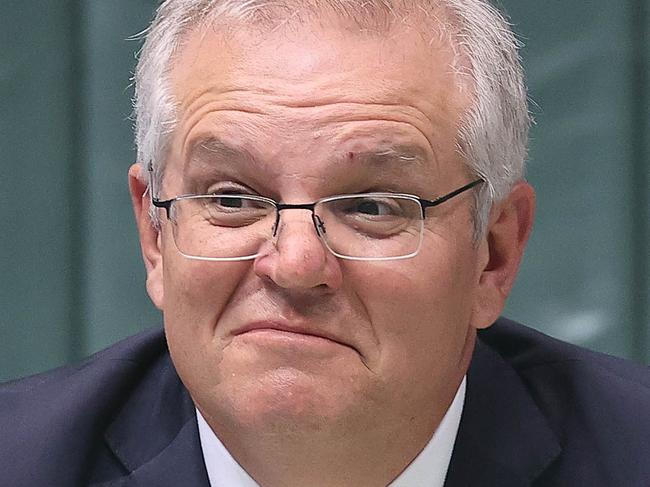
[1,1,648,381]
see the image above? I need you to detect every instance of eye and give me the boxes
[195,194,274,228]
[344,196,403,218]
[208,195,270,211]
[354,199,396,216]
[213,196,247,209]
[322,194,420,240]
[205,182,263,208]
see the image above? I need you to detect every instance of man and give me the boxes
[1,0,649,486]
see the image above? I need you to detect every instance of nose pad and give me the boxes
[254,208,344,290]
[271,210,325,241]
[313,214,326,235]
[271,211,283,239]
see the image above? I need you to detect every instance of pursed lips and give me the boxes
[232,321,356,351]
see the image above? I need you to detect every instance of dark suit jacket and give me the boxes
[1,317,649,486]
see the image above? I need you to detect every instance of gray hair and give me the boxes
[133,0,529,237]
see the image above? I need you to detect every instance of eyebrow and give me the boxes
[340,146,429,168]
[187,137,430,171]
[187,138,257,167]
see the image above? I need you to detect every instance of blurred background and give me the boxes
[1,1,648,381]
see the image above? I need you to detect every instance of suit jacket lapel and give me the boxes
[444,338,561,486]
[94,353,210,487]
[115,417,209,487]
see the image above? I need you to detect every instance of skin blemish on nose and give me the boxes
[348,151,355,161]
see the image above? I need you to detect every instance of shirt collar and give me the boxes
[197,410,259,487]
[389,377,466,487]
[197,377,466,487]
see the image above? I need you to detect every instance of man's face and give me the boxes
[145,18,494,441]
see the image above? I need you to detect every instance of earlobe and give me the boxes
[128,164,164,310]
[472,182,536,329]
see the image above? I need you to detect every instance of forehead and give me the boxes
[171,12,466,106]
[166,13,471,186]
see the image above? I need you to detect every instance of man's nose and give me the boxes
[253,211,342,290]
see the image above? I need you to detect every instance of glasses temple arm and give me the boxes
[421,178,484,209]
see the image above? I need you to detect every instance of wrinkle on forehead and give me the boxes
[187,134,432,180]
[177,99,445,157]
[192,136,429,168]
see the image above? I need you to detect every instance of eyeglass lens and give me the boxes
[168,194,424,260]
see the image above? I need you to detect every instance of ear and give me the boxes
[471,181,535,329]
[128,163,164,310]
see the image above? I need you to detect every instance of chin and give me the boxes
[211,365,368,432]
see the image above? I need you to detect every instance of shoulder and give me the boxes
[0,326,170,485]
[478,317,650,484]
[480,317,650,396]
[0,326,168,402]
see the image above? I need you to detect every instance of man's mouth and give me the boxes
[233,321,356,353]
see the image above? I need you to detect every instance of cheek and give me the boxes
[161,244,250,372]
[355,243,477,323]
[347,236,479,374]
[161,226,248,317]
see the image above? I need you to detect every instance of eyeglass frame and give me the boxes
[147,163,484,262]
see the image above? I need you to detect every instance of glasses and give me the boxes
[151,176,483,262]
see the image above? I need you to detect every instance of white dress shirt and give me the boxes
[197,377,466,487]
